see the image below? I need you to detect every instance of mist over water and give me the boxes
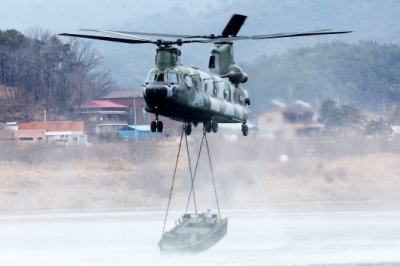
[2,136,400,265]
[1,202,400,266]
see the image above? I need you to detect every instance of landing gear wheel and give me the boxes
[150,121,157,132]
[242,124,248,136]
[204,121,212,133]
[211,120,218,133]
[156,121,163,132]
[185,124,192,136]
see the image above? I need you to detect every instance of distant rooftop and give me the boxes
[101,90,143,99]
[19,121,84,132]
[76,99,128,109]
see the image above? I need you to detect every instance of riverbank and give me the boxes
[1,137,400,211]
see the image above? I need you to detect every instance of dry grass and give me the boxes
[1,136,400,211]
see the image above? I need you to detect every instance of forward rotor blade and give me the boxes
[58,33,155,44]
[81,29,197,39]
[80,29,152,41]
[59,33,207,45]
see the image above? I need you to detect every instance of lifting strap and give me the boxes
[205,130,221,219]
[161,125,222,236]
[184,130,205,214]
[184,128,221,219]
[161,129,184,235]
[184,129,199,223]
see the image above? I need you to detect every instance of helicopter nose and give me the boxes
[144,85,171,99]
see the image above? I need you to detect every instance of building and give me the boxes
[1,123,45,147]
[70,99,129,135]
[18,121,87,146]
[71,90,184,137]
[101,90,181,136]
[5,122,18,131]
[118,125,163,139]
[256,108,322,139]
[335,124,365,138]
[101,90,150,126]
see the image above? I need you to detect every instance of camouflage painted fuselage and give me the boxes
[143,45,249,124]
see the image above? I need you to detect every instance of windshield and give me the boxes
[166,72,178,83]
[146,70,156,83]
[146,70,178,84]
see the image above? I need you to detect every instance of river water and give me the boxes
[1,201,400,266]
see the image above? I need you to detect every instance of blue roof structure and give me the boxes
[118,125,163,139]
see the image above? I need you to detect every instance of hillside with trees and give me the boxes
[243,41,400,113]
[79,0,399,88]
[2,28,400,122]
[0,29,116,122]
[3,0,400,89]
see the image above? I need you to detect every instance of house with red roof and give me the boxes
[101,90,181,137]
[70,99,129,135]
[71,91,182,138]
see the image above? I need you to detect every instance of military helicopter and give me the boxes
[60,14,351,136]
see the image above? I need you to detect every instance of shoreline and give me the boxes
[1,139,400,212]
[1,200,400,215]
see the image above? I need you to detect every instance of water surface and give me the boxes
[1,202,399,266]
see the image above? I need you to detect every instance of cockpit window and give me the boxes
[167,72,178,83]
[146,71,156,83]
[146,70,178,83]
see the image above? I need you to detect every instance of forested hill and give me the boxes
[2,31,400,121]
[2,0,400,90]
[0,29,116,122]
[82,0,399,88]
[243,41,400,113]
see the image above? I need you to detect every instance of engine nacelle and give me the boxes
[221,65,248,84]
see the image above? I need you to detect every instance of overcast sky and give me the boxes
[0,0,227,33]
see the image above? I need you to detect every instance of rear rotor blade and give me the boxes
[222,14,247,37]
[251,29,353,40]
[78,14,248,40]
[193,29,352,43]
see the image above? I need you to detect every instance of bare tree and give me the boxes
[0,28,116,121]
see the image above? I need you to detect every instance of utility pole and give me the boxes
[134,95,138,139]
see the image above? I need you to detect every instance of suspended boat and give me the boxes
[159,127,227,254]
[158,212,228,254]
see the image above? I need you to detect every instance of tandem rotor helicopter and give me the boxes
[60,14,351,136]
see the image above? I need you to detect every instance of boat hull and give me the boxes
[158,213,228,255]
